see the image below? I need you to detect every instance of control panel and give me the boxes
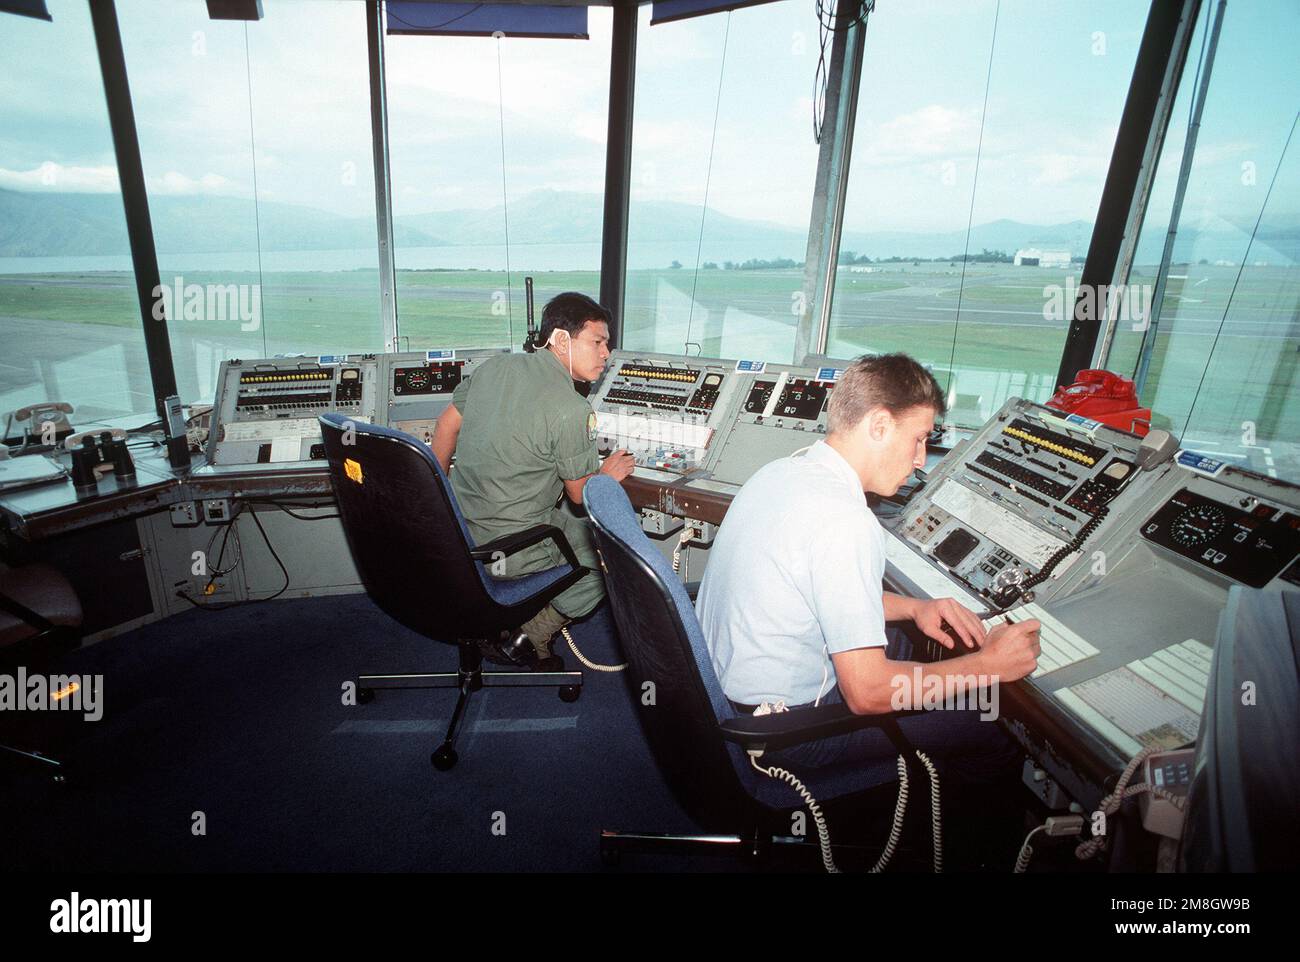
[895,399,1161,610]
[205,348,509,466]
[381,348,509,448]
[1141,484,1300,589]
[707,364,844,486]
[888,399,1300,808]
[587,354,741,472]
[206,356,380,466]
[588,351,848,484]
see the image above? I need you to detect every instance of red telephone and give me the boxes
[1046,369,1151,437]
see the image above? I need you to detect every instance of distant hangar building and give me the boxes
[1014,247,1072,267]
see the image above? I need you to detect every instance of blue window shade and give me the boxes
[386,3,588,39]
[0,0,51,21]
[650,0,778,26]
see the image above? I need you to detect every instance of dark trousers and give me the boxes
[766,628,1024,788]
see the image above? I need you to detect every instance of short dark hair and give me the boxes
[826,353,946,435]
[532,292,610,350]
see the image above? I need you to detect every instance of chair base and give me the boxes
[0,741,67,782]
[356,640,583,771]
[597,828,887,869]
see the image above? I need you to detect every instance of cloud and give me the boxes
[631,119,697,153]
[1027,152,1086,186]
[154,170,239,195]
[569,112,608,146]
[855,104,984,168]
[0,163,119,192]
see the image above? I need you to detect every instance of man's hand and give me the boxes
[599,449,635,482]
[977,619,1041,682]
[913,597,987,651]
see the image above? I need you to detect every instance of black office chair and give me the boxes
[0,563,84,781]
[582,474,932,870]
[319,412,586,771]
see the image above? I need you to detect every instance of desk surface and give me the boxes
[0,446,336,541]
[0,446,181,540]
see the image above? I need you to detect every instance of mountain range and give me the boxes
[2,187,1294,266]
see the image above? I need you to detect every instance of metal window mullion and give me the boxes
[601,0,638,349]
[795,0,866,364]
[1095,0,1202,369]
[367,0,399,352]
[89,0,180,420]
[1133,0,1226,396]
[1056,0,1198,389]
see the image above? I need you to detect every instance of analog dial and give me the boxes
[1170,505,1226,546]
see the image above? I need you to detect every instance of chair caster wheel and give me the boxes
[559,685,581,703]
[431,747,458,771]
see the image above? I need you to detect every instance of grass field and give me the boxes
[1,262,1294,478]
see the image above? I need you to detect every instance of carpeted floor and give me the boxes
[0,592,1041,872]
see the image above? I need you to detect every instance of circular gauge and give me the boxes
[1170,505,1226,546]
[405,369,430,391]
[994,567,1025,590]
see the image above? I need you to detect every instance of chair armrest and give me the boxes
[719,703,919,752]
[470,524,582,572]
[0,591,56,633]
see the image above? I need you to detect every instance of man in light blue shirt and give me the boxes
[698,353,1040,784]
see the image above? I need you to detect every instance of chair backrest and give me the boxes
[583,475,762,829]
[319,412,518,641]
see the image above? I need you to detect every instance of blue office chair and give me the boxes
[583,474,925,869]
[319,413,585,771]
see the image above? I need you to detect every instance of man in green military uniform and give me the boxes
[431,292,634,668]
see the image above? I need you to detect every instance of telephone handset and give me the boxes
[5,401,75,450]
[14,401,74,423]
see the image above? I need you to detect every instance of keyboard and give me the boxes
[1053,640,1212,757]
[1003,602,1100,677]
[1125,639,1213,711]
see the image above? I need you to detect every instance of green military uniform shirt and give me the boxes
[449,350,605,619]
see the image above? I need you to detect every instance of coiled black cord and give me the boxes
[1002,504,1109,606]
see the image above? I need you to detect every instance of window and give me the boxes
[385,8,612,351]
[118,0,382,407]
[1103,2,1299,480]
[0,0,153,427]
[826,0,1145,427]
[623,0,820,362]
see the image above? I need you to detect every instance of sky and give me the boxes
[0,0,1296,238]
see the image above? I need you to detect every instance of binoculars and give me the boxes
[68,430,136,489]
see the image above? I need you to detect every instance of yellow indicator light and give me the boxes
[51,681,80,701]
[345,458,364,484]
[1001,426,1096,466]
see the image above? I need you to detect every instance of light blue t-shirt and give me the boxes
[697,440,888,706]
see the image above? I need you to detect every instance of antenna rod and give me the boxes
[525,275,536,350]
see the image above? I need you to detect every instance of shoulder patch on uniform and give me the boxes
[587,411,598,441]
